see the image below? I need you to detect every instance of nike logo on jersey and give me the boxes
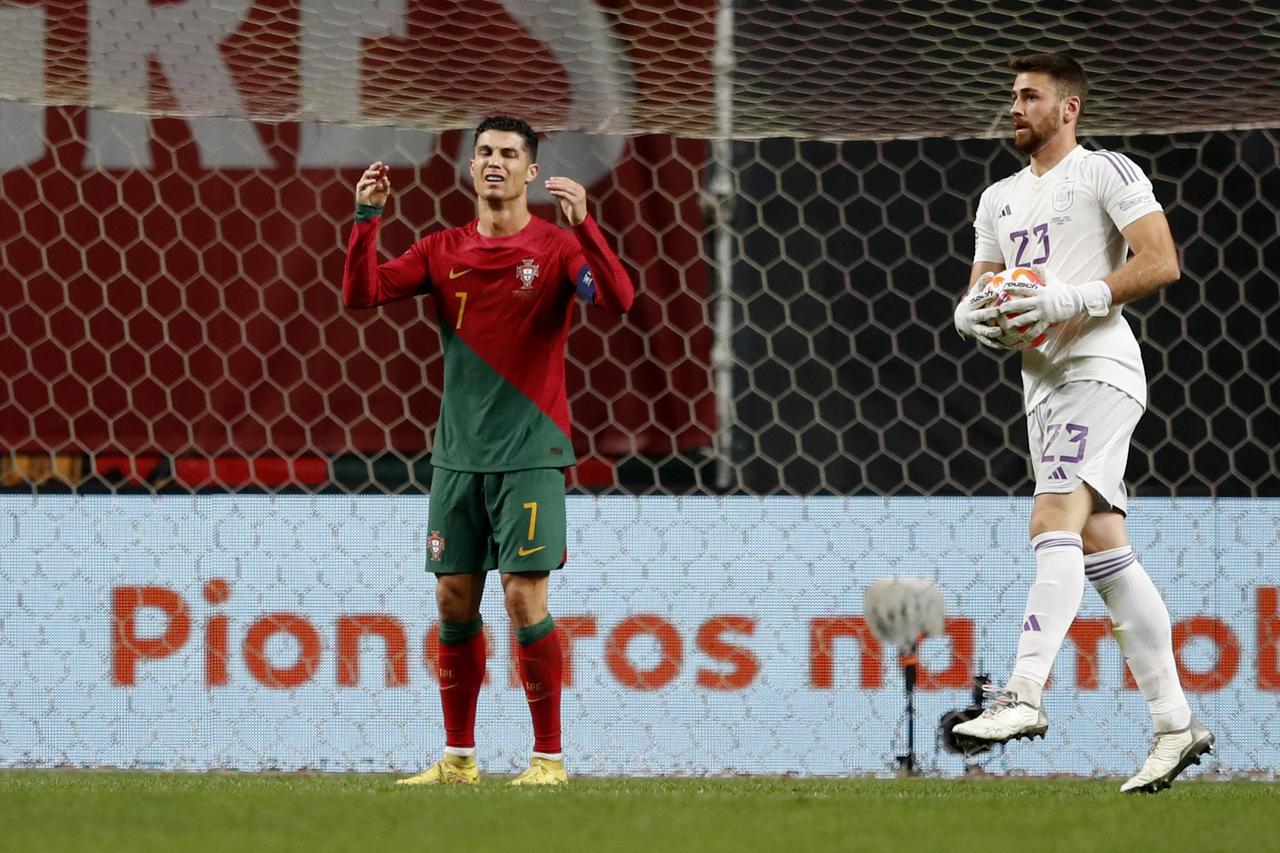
[449,268,471,279]
[517,545,546,557]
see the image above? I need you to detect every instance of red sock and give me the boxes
[518,628,563,754]
[438,631,486,749]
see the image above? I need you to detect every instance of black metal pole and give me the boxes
[902,641,918,775]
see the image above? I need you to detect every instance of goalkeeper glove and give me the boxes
[953,272,1005,350]
[998,265,1112,342]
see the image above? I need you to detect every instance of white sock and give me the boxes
[1086,546,1192,732]
[444,746,476,758]
[1009,531,1085,707]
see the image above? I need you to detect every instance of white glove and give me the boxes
[953,273,1005,350]
[998,265,1113,342]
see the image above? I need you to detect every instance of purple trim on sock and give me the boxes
[1084,548,1134,569]
[1084,551,1133,574]
[1087,563,1134,583]
[1085,554,1136,582]
[1034,537,1083,552]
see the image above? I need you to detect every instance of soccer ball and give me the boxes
[983,266,1048,349]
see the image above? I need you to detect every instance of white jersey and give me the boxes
[973,144,1165,409]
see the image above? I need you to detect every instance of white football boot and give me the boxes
[1120,718,1214,794]
[951,685,1049,748]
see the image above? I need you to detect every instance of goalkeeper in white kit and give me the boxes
[950,52,1212,793]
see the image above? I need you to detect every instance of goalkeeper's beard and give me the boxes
[1013,115,1062,156]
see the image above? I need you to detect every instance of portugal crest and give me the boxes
[427,530,446,561]
[516,258,540,289]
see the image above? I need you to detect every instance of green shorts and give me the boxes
[425,467,567,575]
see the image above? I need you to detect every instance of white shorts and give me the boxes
[1027,380,1143,515]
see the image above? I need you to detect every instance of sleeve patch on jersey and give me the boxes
[1118,193,1157,212]
[575,265,597,302]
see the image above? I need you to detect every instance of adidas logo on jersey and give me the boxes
[998,204,1013,218]
[1047,466,1068,481]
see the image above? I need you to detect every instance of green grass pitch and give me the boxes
[2,771,1278,853]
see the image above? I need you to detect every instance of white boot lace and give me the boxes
[979,684,1019,717]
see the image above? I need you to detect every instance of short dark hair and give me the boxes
[474,116,539,161]
[1009,52,1088,110]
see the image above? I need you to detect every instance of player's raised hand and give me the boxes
[356,162,391,207]
[545,176,588,225]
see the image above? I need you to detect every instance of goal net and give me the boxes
[1,0,1277,778]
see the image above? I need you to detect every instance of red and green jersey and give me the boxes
[342,213,634,472]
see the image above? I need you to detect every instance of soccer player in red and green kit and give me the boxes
[342,116,635,785]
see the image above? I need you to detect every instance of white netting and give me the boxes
[4,124,1275,496]
[1,0,1278,777]
[7,2,1280,137]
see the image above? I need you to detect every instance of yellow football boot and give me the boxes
[510,756,568,786]
[396,753,479,786]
